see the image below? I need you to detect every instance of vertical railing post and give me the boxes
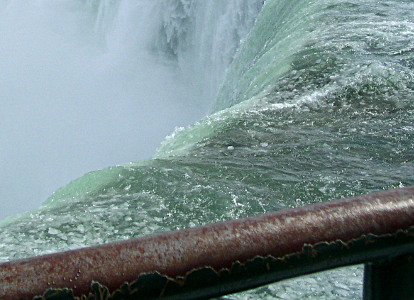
[363,254,414,300]
[1,187,413,299]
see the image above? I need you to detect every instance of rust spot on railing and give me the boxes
[1,187,413,299]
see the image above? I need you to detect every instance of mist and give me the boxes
[0,1,209,221]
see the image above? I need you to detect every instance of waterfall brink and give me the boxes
[0,0,263,221]
[1,0,413,298]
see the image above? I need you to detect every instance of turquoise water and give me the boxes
[1,0,413,298]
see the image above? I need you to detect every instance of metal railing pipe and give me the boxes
[0,186,413,299]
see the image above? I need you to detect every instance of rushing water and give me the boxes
[1,0,413,299]
[0,0,262,220]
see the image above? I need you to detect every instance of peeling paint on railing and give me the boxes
[1,187,414,299]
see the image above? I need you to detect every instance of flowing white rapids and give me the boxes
[0,0,263,220]
[1,0,413,299]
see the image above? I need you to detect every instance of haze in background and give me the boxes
[0,0,262,221]
[1,0,413,298]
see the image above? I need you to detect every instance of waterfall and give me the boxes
[0,0,263,220]
[1,0,413,298]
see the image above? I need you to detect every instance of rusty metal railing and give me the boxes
[1,186,414,299]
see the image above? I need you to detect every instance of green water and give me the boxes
[1,0,413,298]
